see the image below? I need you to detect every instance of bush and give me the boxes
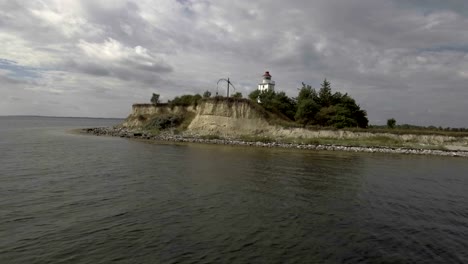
[169,94,202,107]
[150,93,160,104]
[387,118,396,129]
[203,91,211,98]
[144,114,184,130]
[232,92,243,99]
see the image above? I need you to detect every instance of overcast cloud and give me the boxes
[1,0,467,126]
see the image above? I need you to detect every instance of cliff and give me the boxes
[187,99,272,136]
[122,103,196,128]
[121,99,468,150]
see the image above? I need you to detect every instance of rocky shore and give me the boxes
[81,127,468,157]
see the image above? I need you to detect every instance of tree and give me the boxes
[248,90,261,101]
[193,94,202,105]
[315,106,337,127]
[151,93,160,104]
[246,79,369,128]
[232,92,243,99]
[270,91,296,120]
[295,83,319,125]
[248,89,296,120]
[318,79,332,107]
[297,83,318,103]
[257,89,277,109]
[387,118,396,129]
[295,98,320,126]
[354,109,369,128]
[169,94,202,107]
[203,90,211,98]
[297,80,368,128]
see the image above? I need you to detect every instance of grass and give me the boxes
[343,127,468,138]
[284,136,448,150]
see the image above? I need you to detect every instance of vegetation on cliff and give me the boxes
[122,93,468,151]
[142,78,468,136]
[248,79,368,128]
[168,94,202,107]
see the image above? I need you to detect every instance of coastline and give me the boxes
[77,127,468,158]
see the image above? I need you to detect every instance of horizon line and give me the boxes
[0,115,124,119]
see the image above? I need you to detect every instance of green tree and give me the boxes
[246,79,369,128]
[295,83,319,125]
[330,105,358,128]
[248,89,296,120]
[151,93,160,104]
[169,94,202,107]
[297,80,368,128]
[297,83,319,103]
[295,98,320,126]
[354,109,369,128]
[203,90,211,98]
[315,106,337,126]
[387,118,396,129]
[232,92,243,99]
[248,90,261,101]
[318,79,332,107]
[257,89,277,110]
[270,91,296,120]
[193,93,202,102]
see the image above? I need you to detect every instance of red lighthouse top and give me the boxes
[263,71,271,78]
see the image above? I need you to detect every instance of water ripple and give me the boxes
[2,117,468,263]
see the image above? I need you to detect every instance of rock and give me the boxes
[81,126,468,158]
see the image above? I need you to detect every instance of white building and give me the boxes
[258,71,275,92]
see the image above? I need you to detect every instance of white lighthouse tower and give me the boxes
[258,71,275,92]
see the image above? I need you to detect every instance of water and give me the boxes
[1,116,468,263]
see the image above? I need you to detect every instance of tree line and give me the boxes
[248,79,368,128]
[150,79,369,128]
[151,90,243,107]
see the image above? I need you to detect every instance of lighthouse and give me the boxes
[258,71,275,92]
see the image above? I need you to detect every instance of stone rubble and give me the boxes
[82,127,468,158]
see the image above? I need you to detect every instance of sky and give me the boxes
[1,0,467,126]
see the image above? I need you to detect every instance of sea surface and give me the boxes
[1,116,468,263]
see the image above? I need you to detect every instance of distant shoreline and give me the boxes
[76,127,468,158]
[0,115,124,120]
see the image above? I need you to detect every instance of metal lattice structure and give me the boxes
[216,78,236,97]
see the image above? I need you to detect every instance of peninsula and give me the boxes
[82,73,468,157]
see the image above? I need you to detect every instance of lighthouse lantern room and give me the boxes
[258,71,275,92]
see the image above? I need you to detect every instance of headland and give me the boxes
[80,97,468,157]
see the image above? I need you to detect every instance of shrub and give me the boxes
[144,114,184,130]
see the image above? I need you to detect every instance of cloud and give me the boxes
[61,38,173,83]
[0,0,467,126]
[0,58,42,79]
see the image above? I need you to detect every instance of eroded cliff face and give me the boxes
[122,104,196,128]
[122,99,275,136]
[187,100,272,136]
[121,100,468,149]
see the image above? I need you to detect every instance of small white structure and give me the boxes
[258,71,275,92]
